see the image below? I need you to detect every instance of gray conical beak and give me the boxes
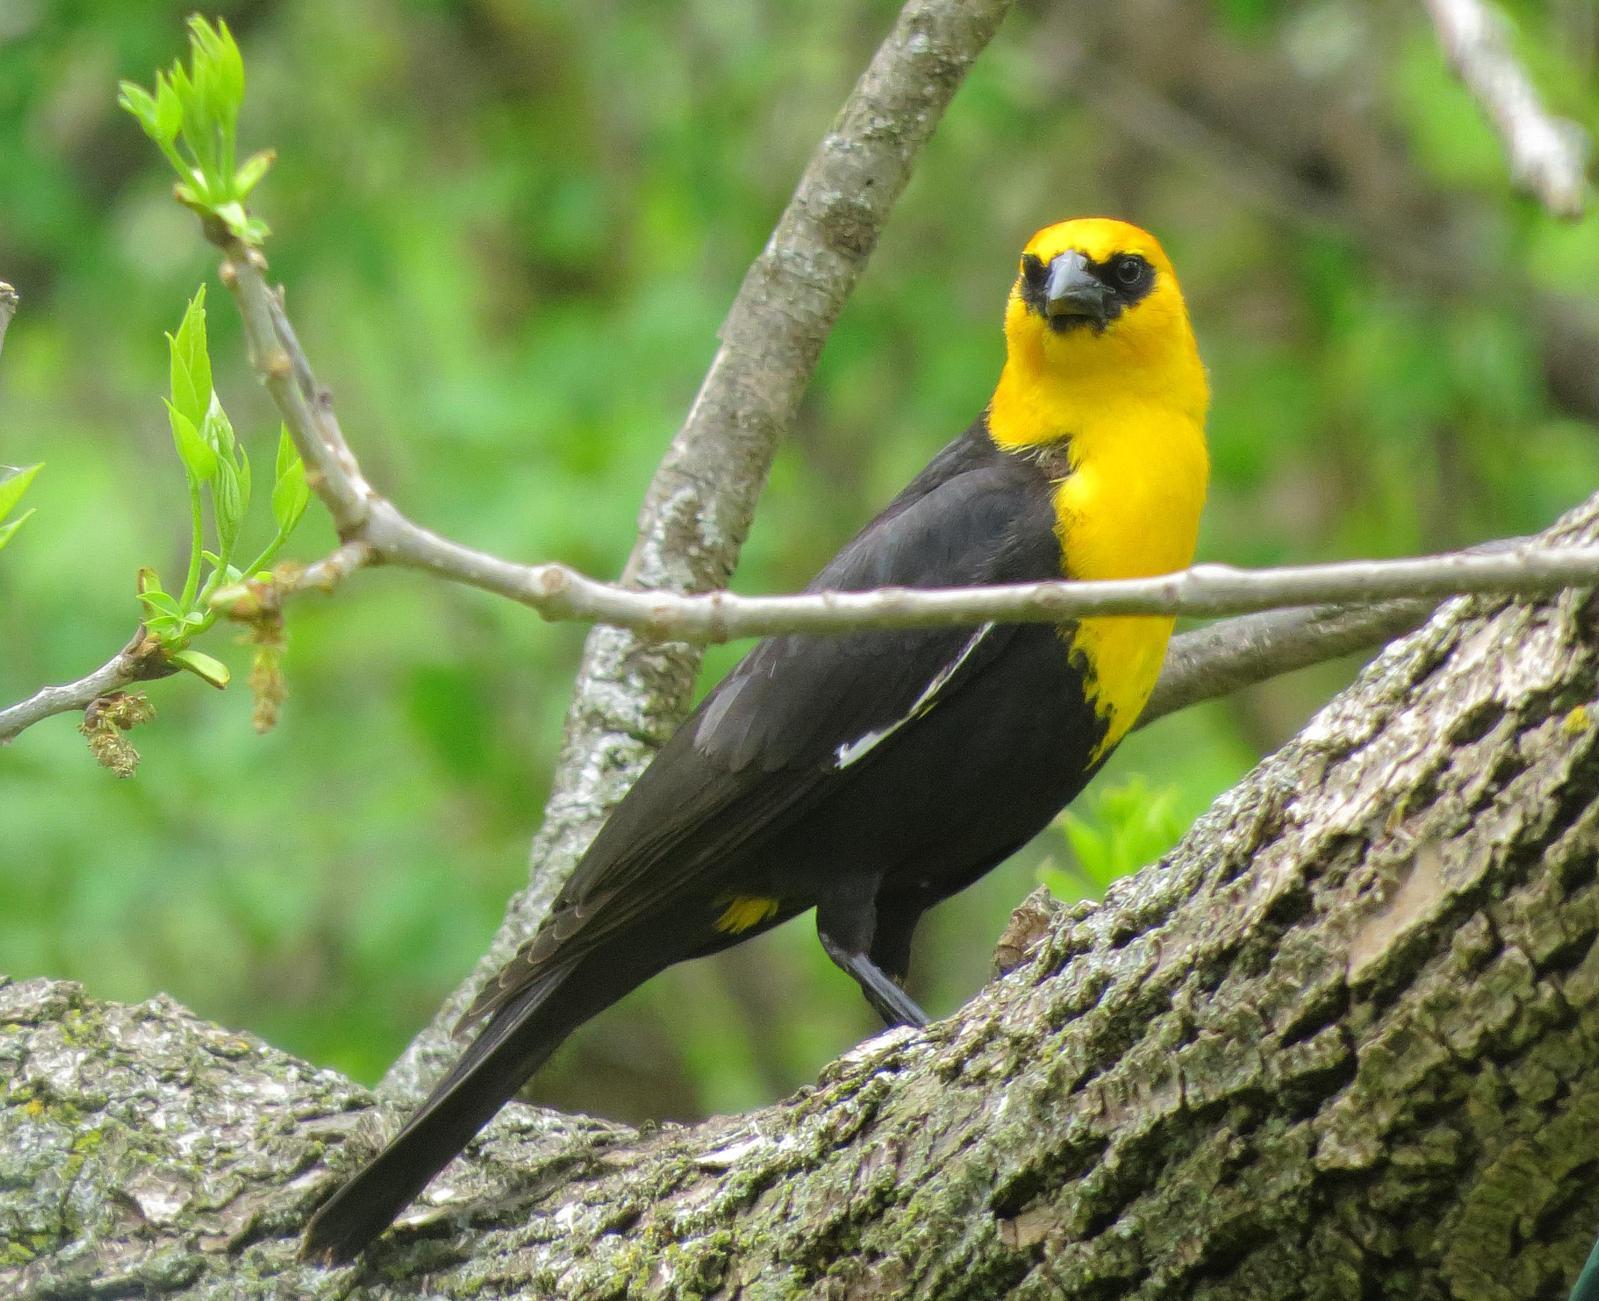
[1045,251,1110,324]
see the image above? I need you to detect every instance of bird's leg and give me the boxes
[868,892,927,988]
[816,886,929,1029]
[822,935,930,1028]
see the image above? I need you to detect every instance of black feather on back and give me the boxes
[464,419,1068,1016]
[695,424,1061,773]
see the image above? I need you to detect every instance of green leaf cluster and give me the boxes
[137,287,309,686]
[116,17,272,244]
[0,463,41,553]
[1040,777,1190,904]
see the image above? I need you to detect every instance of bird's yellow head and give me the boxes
[995,217,1207,435]
[989,218,1210,759]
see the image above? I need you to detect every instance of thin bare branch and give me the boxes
[287,540,372,596]
[215,254,372,536]
[0,631,174,744]
[1138,537,1531,728]
[211,215,1596,653]
[2,557,1450,749]
[1139,598,1437,729]
[242,520,1599,641]
[1422,0,1591,217]
[0,282,16,358]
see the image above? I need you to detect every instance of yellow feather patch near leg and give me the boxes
[714,895,781,934]
[1070,612,1177,762]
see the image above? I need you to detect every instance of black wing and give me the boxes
[689,436,1059,773]
[463,423,1060,1023]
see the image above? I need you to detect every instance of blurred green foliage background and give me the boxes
[1,0,1596,1122]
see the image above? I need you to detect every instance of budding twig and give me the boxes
[0,631,175,744]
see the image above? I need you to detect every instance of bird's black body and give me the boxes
[303,418,1112,1261]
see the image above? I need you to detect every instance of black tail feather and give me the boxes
[302,965,572,1264]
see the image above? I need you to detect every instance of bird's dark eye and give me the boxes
[1021,254,1047,285]
[1111,255,1149,287]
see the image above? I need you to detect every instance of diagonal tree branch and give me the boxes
[1138,596,1437,729]
[0,282,16,357]
[0,589,1444,752]
[353,0,1018,1097]
[1421,0,1590,217]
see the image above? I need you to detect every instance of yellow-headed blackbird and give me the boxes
[303,217,1210,1261]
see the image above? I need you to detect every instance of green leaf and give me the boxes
[234,149,276,197]
[235,450,251,543]
[140,612,185,639]
[117,81,159,135]
[272,428,309,534]
[121,18,265,240]
[274,424,297,480]
[214,453,243,553]
[167,288,211,427]
[169,647,231,688]
[165,402,217,482]
[202,396,235,459]
[213,201,256,241]
[187,19,226,123]
[0,509,35,552]
[191,16,244,129]
[1053,777,1187,896]
[0,463,42,522]
[236,445,252,522]
[167,338,200,426]
[272,461,309,535]
[183,289,211,410]
[137,588,184,621]
[154,77,183,144]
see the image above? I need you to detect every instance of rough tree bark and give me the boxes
[8,494,1599,1298]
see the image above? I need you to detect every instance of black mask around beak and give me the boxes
[1044,251,1111,326]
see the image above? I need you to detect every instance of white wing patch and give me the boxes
[832,622,995,769]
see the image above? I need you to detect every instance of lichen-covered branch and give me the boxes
[8,492,1599,1297]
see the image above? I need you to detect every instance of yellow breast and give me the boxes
[990,382,1208,761]
[1051,402,1208,756]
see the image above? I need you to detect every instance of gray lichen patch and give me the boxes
[0,979,368,1298]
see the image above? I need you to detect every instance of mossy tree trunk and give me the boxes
[7,507,1599,1298]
